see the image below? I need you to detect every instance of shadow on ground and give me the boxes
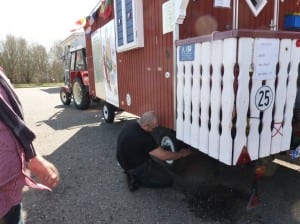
[173,151,300,224]
[22,115,127,223]
[40,87,62,94]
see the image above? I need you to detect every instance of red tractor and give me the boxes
[60,46,91,110]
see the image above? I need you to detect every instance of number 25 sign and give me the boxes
[255,85,274,111]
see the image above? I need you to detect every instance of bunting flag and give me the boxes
[71,0,111,34]
[75,17,87,26]
[70,16,87,33]
[85,26,92,35]
[70,27,82,32]
[88,15,95,26]
[99,0,112,19]
[84,14,96,35]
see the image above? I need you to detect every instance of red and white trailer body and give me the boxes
[82,0,300,166]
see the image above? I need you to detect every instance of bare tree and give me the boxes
[0,35,19,82]
[31,44,48,82]
[0,35,63,84]
[48,41,64,82]
[15,38,31,83]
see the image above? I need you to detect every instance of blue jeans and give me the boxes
[1,204,22,224]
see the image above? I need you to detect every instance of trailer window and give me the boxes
[114,0,144,52]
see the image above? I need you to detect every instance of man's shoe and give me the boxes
[126,173,139,192]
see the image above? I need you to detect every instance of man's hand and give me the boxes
[27,155,60,190]
[150,146,193,161]
[178,148,192,158]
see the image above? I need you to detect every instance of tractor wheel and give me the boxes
[72,77,90,110]
[60,87,71,105]
[102,103,115,123]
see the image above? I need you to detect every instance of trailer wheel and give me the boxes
[60,87,71,105]
[158,129,181,168]
[72,77,90,110]
[103,103,115,123]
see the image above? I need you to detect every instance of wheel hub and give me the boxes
[161,136,175,164]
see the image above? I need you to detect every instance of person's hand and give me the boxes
[178,148,192,158]
[27,155,60,190]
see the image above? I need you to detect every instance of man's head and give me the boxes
[138,111,159,132]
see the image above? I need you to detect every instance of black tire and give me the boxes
[60,88,71,105]
[72,77,90,110]
[157,129,181,168]
[103,103,115,123]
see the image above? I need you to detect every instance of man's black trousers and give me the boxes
[126,159,173,188]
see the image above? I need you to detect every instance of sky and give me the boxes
[0,0,100,50]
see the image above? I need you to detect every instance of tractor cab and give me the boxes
[69,46,88,73]
[62,46,87,85]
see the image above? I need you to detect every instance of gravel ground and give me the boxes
[16,86,300,224]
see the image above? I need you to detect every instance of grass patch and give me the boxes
[14,82,64,88]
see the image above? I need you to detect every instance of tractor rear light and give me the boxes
[236,146,251,165]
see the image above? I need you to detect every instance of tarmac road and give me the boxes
[16,86,300,224]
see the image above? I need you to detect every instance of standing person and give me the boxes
[0,68,60,224]
[116,111,192,192]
